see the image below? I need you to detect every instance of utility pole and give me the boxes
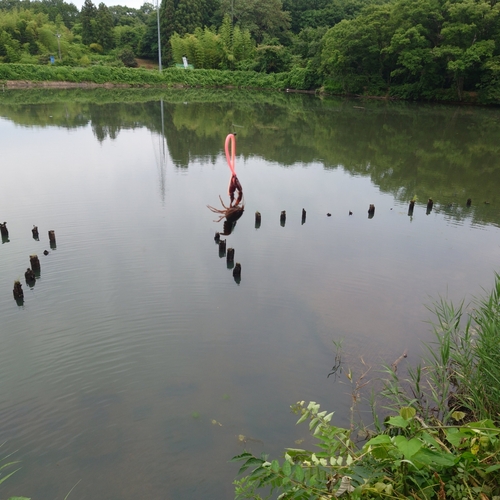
[156,0,162,71]
[55,32,62,61]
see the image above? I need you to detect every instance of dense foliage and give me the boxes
[0,0,499,102]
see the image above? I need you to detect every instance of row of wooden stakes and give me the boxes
[8,224,57,304]
[214,233,241,284]
[252,198,475,226]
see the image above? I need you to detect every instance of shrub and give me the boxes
[89,43,103,54]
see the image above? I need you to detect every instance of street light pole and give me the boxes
[55,32,62,61]
[156,0,162,72]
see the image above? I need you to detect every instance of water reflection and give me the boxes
[2,90,499,227]
[1,91,500,500]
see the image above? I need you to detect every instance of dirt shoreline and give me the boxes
[3,80,143,89]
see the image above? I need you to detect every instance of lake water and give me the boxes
[0,89,499,499]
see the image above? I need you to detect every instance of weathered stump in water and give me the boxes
[368,204,375,218]
[280,211,286,227]
[227,248,234,263]
[13,281,23,300]
[466,198,472,207]
[255,212,261,229]
[426,198,433,215]
[32,225,39,240]
[0,222,8,238]
[214,232,220,243]
[48,230,56,248]
[301,208,306,225]
[25,268,36,283]
[218,239,226,257]
[233,263,241,283]
[30,254,41,272]
[408,200,415,216]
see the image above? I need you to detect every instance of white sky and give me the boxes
[69,0,155,11]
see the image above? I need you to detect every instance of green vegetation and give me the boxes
[0,0,499,102]
[0,64,299,88]
[232,275,500,498]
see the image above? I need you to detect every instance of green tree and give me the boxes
[136,9,156,59]
[95,2,114,50]
[173,0,203,35]
[254,37,292,72]
[219,0,291,43]
[320,4,394,94]
[30,0,79,28]
[80,0,97,45]
[114,23,145,52]
[159,0,176,62]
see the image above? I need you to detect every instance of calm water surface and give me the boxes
[0,90,499,499]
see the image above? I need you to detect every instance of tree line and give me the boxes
[0,0,499,103]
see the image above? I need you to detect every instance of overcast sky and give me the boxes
[69,0,155,11]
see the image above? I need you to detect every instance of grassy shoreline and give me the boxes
[0,64,302,91]
[2,64,495,106]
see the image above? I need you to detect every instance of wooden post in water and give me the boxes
[280,211,286,227]
[227,248,234,264]
[0,222,8,238]
[214,232,220,243]
[368,204,375,218]
[13,281,23,300]
[25,268,36,283]
[466,198,472,207]
[426,198,433,215]
[48,230,56,248]
[32,225,39,240]
[30,254,41,272]
[255,211,261,229]
[233,263,241,283]
[301,208,306,225]
[218,239,226,257]
[408,200,415,216]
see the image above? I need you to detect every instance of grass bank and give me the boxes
[0,64,313,91]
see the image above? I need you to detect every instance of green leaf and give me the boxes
[270,460,280,473]
[445,428,471,447]
[365,434,392,447]
[412,448,456,467]
[296,412,309,425]
[419,431,443,450]
[485,464,500,473]
[293,464,305,482]
[309,417,319,431]
[400,407,416,420]
[393,436,422,458]
[451,411,466,421]
[386,416,410,428]
[230,452,254,462]
[282,461,292,477]
[237,457,266,475]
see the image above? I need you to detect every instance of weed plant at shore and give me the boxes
[232,274,500,499]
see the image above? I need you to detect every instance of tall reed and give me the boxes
[382,273,500,424]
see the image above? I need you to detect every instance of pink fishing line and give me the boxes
[225,133,236,176]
